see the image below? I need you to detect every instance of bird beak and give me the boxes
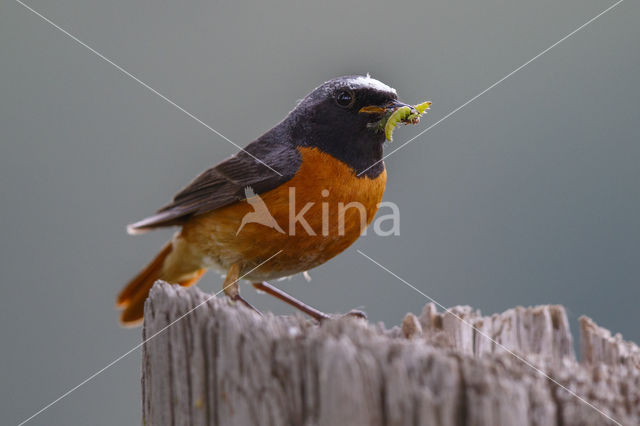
[358,105,386,115]
[358,99,418,116]
[385,99,419,114]
[361,99,431,142]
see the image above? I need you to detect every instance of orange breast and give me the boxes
[180,146,387,280]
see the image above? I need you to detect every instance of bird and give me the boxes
[117,75,428,326]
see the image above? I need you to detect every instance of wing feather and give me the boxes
[127,140,300,234]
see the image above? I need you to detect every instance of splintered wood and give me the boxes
[142,282,640,426]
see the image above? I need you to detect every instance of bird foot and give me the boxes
[228,294,263,317]
[321,309,367,322]
[342,309,367,320]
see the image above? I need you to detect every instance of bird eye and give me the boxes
[335,90,355,108]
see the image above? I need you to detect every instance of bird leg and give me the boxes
[252,281,367,322]
[223,263,262,316]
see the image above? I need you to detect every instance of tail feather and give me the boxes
[117,241,172,308]
[117,241,206,326]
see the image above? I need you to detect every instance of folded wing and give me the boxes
[127,141,301,234]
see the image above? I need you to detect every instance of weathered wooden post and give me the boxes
[142,282,640,425]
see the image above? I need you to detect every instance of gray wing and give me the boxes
[127,141,301,234]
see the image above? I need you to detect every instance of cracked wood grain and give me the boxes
[142,282,640,426]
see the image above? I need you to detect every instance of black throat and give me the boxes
[300,133,385,179]
[288,106,386,179]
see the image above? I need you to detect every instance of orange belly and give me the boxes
[178,146,387,281]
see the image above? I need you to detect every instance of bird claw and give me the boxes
[320,309,367,322]
[343,309,367,320]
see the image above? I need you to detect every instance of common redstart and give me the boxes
[117,75,429,325]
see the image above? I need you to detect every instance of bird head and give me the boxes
[286,75,428,178]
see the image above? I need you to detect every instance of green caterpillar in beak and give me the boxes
[384,101,431,141]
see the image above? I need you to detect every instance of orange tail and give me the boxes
[117,241,206,326]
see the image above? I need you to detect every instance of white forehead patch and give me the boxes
[349,75,397,95]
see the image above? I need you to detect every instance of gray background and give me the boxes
[1,0,639,424]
